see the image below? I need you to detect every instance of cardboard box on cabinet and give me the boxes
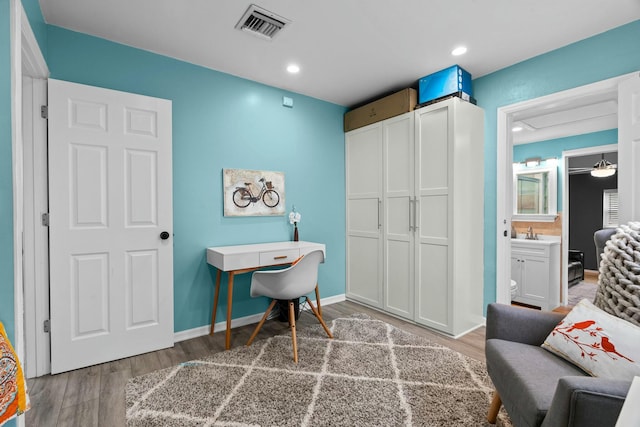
[344,88,417,132]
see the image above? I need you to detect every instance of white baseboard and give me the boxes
[173,293,346,343]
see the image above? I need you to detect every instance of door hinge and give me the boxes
[43,319,50,333]
[41,105,48,119]
[41,212,50,226]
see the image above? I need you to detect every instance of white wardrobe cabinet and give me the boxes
[346,97,484,337]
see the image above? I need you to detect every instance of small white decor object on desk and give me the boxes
[289,207,301,242]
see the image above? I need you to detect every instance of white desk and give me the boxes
[206,241,326,349]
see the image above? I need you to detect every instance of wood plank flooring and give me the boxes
[26,300,486,427]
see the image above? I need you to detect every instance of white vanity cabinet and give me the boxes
[346,97,484,337]
[511,239,561,310]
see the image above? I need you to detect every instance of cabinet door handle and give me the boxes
[413,197,419,230]
[378,198,382,229]
[409,198,414,232]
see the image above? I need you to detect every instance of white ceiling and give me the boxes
[511,87,620,145]
[38,0,640,108]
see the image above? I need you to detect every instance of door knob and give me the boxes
[160,231,170,240]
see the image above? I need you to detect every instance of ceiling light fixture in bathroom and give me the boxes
[591,154,617,178]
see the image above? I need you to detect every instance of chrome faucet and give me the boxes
[526,226,537,240]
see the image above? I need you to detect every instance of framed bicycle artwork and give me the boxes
[223,168,286,217]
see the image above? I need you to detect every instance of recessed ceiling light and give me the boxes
[451,46,467,56]
[286,64,300,74]
[512,126,523,132]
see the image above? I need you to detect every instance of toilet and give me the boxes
[510,280,518,300]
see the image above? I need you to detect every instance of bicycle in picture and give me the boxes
[232,177,280,208]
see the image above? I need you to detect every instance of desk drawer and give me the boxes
[259,249,300,266]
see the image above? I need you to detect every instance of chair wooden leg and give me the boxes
[246,299,278,346]
[304,296,333,339]
[289,301,298,363]
[314,284,322,317]
[487,390,502,424]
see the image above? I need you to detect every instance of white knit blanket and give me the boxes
[594,221,640,327]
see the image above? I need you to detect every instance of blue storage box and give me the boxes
[418,65,472,105]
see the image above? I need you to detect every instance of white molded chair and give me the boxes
[246,250,333,362]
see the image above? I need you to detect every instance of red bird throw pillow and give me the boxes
[542,298,640,380]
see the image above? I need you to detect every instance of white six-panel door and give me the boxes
[48,79,173,373]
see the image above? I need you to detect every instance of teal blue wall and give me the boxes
[513,129,618,211]
[47,26,347,332]
[22,0,47,60]
[2,3,639,348]
[1,2,16,426]
[0,0,14,347]
[475,19,640,308]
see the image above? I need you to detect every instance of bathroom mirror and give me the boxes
[513,163,557,222]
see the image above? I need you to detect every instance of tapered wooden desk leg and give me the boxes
[225,272,235,350]
[315,284,322,317]
[210,269,222,335]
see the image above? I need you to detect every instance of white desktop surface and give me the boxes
[207,241,325,271]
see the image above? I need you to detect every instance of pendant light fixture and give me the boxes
[590,154,616,178]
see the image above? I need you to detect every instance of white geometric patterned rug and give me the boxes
[126,314,510,426]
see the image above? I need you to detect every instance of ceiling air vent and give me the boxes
[235,4,290,40]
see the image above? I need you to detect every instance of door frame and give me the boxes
[561,143,617,304]
[496,72,635,306]
[11,0,50,379]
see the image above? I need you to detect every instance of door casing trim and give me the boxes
[496,72,635,307]
[11,0,50,381]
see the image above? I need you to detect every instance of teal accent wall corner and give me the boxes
[0,0,15,351]
[475,19,640,309]
[47,25,347,332]
[22,0,47,60]
[0,2,18,423]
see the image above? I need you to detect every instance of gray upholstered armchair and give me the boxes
[485,303,631,427]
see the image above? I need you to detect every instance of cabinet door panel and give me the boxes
[385,239,413,318]
[347,235,382,307]
[416,244,449,329]
[420,195,448,240]
[385,115,413,194]
[348,199,380,235]
[347,126,381,196]
[417,107,448,190]
[521,257,549,301]
[386,197,410,235]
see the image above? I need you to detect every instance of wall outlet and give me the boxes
[282,96,293,108]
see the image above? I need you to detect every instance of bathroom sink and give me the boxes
[512,235,560,245]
